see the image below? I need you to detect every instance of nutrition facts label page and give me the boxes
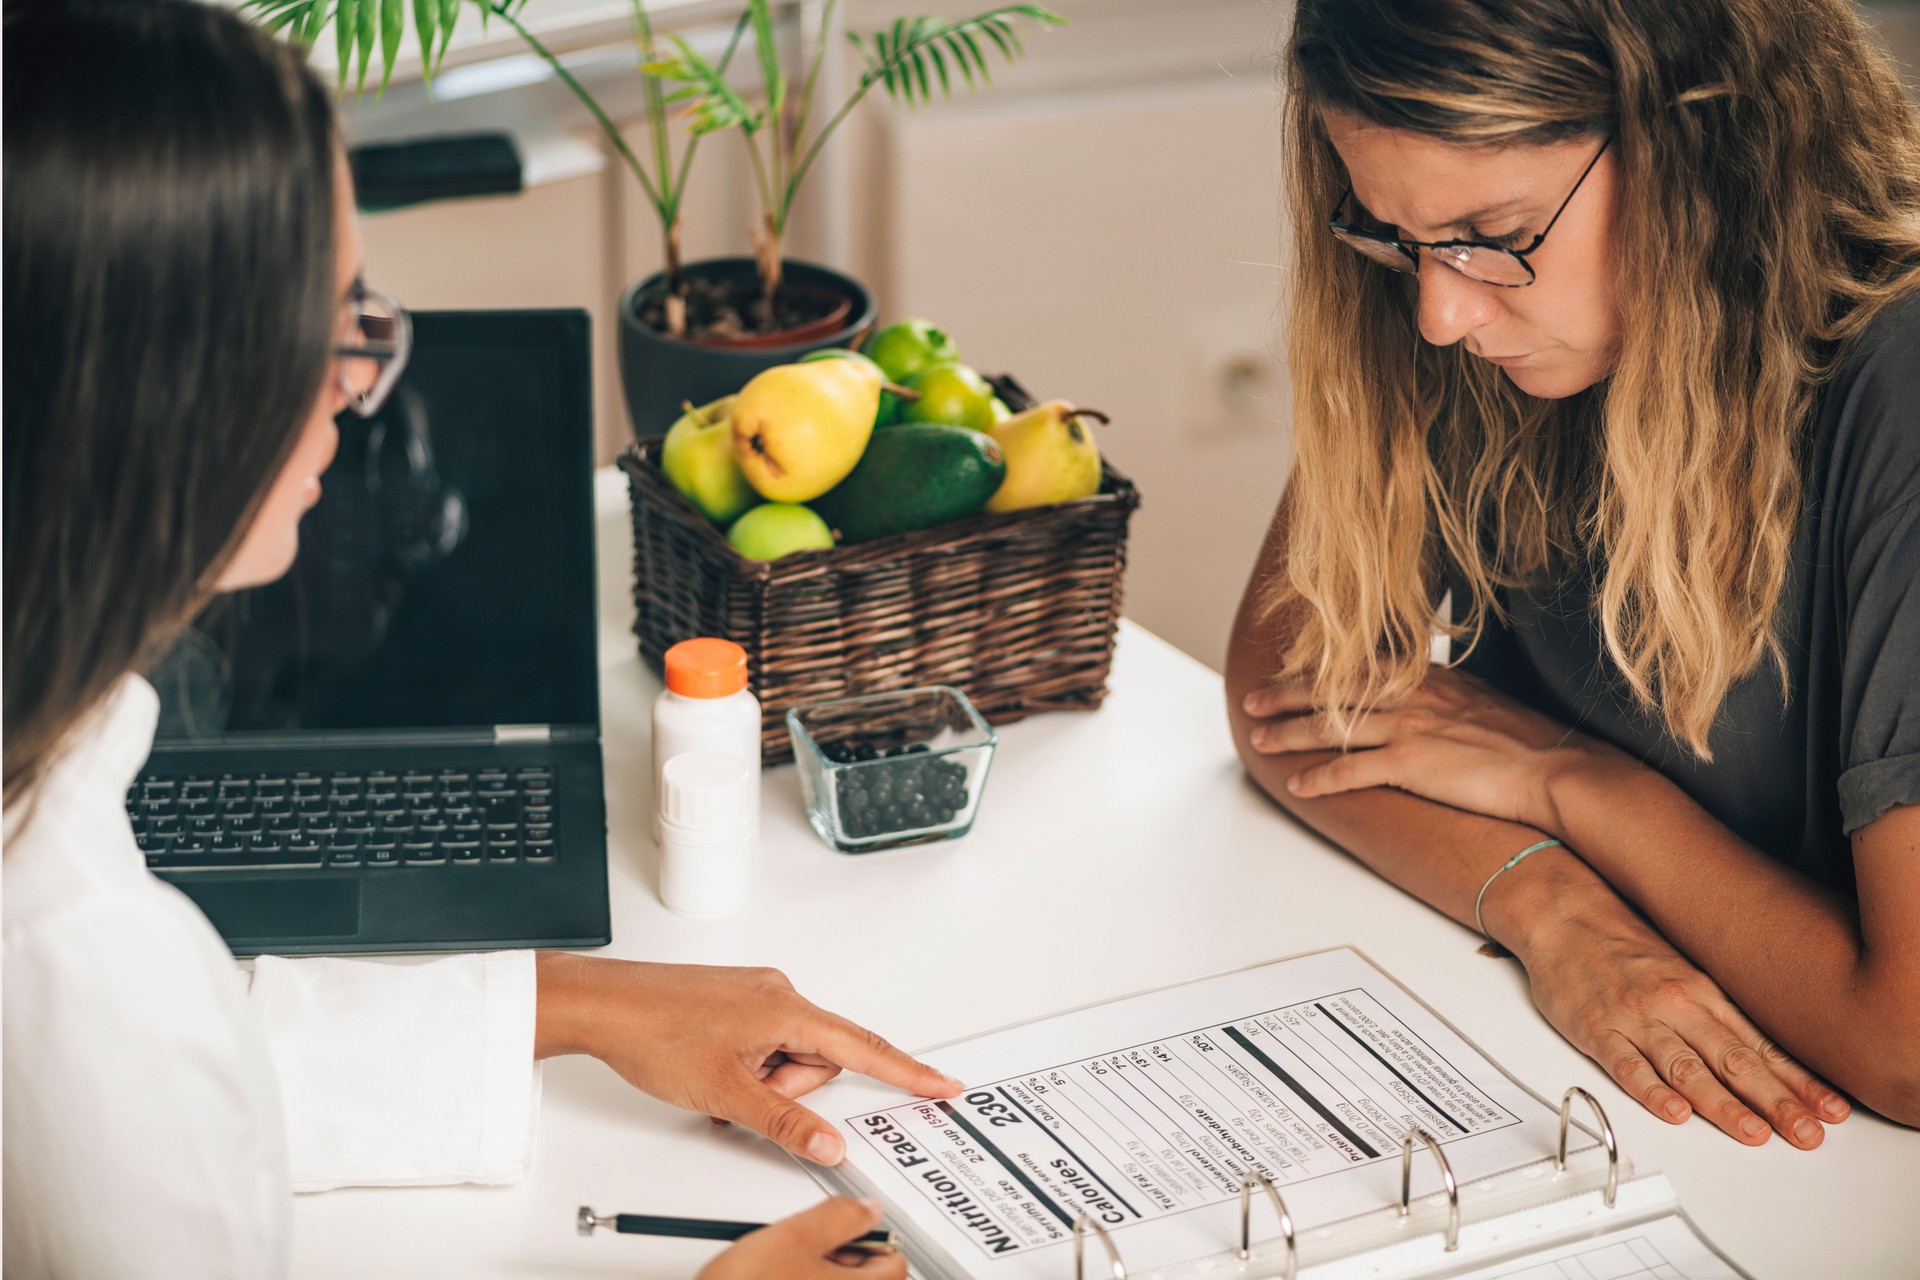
[812,949,1594,1280]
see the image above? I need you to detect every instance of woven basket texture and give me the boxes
[619,430,1139,764]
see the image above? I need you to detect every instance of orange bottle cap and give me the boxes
[664,638,749,698]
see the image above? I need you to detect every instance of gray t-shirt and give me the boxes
[1451,289,1920,896]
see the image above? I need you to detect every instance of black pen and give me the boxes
[577,1207,899,1255]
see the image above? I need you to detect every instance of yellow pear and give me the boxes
[731,359,882,502]
[984,401,1109,513]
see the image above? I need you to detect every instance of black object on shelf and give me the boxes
[349,133,522,212]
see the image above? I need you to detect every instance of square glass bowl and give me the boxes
[787,687,998,853]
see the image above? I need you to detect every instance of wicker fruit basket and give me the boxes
[619,395,1140,764]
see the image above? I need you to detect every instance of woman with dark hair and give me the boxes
[2,4,943,1275]
[1228,0,1919,1147]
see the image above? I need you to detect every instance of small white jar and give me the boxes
[657,750,756,918]
[652,638,760,843]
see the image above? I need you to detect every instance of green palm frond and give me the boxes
[848,6,1062,108]
[354,0,377,93]
[746,0,785,139]
[643,34,763,136]
[238,0,467,92]
[437,0,461,64]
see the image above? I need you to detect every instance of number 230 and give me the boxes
[966,1091,1023,1128]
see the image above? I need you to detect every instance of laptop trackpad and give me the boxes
[181,879,361,942]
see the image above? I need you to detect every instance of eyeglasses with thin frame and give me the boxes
[1328,137,1612,287]
[332,281,411,417]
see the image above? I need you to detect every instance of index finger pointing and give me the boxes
[797,1010,963,1099]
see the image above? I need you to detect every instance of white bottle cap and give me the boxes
[658,750,756,919]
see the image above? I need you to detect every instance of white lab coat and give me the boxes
[3,676,540,1279]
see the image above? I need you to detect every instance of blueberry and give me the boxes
[905,743,929,755]
[852,742,878,762]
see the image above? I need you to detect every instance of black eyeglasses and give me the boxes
[1328,137,1612,287]
[332,281,411,417]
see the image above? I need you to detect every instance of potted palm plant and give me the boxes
[244,0,1062,436]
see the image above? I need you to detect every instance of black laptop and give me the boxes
[129,310,611,956]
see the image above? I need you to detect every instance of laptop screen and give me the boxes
[150,309,600,743]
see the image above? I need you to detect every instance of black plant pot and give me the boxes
[618,257,878,439]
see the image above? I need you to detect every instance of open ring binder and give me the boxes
[1063,1102,1605,1279]
[802,948,1750,1279]
[1238,1174,1297,1280]
[1558,1085,1620,1208]
[1072,1215,1127,1280]
[1397,1127,1461,1251]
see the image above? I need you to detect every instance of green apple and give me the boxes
[900,361,997,432]
[726,502,837,560]
[660,395,756,524]
[800,348,902,426]
[990,396,1013,424]
[864,319,959,384]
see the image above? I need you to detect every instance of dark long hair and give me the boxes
[4,0,341,807]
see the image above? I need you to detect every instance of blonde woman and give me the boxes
[1227,0,1920,1148]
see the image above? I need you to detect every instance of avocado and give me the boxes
[813,423,1007,543]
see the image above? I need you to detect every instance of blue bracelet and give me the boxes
[1473,839,1565,943]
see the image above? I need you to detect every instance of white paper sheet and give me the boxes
[810,949,1597,1280]
[1439,1214,1744,1280]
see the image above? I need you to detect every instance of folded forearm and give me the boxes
[1231,724,1617,951]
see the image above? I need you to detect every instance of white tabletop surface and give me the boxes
[288,469,1918,1278]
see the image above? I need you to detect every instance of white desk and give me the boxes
[289,470,1917,1278]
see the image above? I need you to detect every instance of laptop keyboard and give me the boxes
[128,767,558,873]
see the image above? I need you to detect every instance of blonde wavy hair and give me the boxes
[1268,0,1920,757]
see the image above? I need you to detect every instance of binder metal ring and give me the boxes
[1556,1086,1620,1208]
[1397,1127,1461,1252]
[1073,1215,1128,1280]
[1237,1174,1298,1280]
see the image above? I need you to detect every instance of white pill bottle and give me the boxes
[652,638,761,845]
[657,751,756,918]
